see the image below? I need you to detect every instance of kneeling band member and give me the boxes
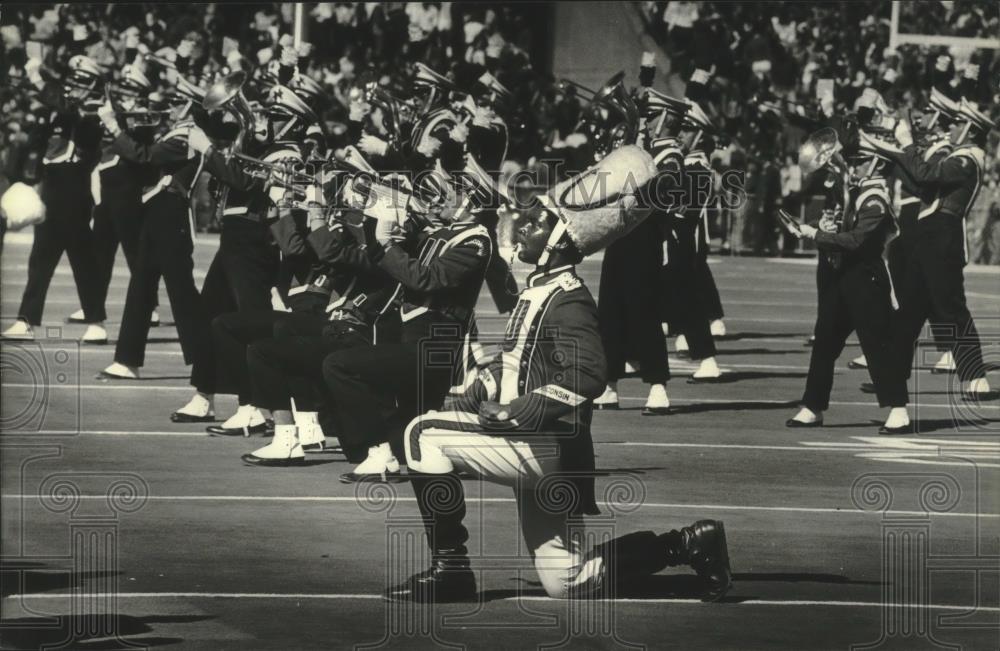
[394,146,732,602]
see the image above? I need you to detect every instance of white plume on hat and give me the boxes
[541,145,657,256]
[1,182,46,231]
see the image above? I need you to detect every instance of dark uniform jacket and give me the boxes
[814,176,895,270]
[111,120,204,203]
[448,265,606,516]
[36,81,103,172]
[371,219,492,334]
[200,142,276,221]
[92,127,156,208]
[889,142,985,263]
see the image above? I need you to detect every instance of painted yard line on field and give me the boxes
[2,383,995,411]
[3,592,998,612]
[2,494,994,519]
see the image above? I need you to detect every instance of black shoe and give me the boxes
[878,423,913,435]
[170,412,216,423]
[847,360,867,370]
[661,520,732,602]
[384,552,477,603]
[929,367,955,375]
[642,406,673,416]
[206,420,273,437]
[785,418,823,428]
[240,452,305,467]
[339,469,406,484]
[593,402,620,410]
[859,382,877,395]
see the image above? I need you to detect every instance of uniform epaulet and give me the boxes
[856,184,890,212]
[650,139,683,168]
[161,122,192,142]
[948,145,985,171]
[923,139,951,160]
[555,271,582,292]
[684,151,710,169]
[442,222,491,253]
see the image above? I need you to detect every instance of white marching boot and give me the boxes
[847,354,868,370]
[691,357,723,382]
[879,407,912,435]
[594,383,620,410]
[2,320,35,340]
[242,424,305,466]
[150,309,161,327]
[642,383,671,415]
[294,411,326,452]
[80,323,108,344]
[100,361,140,379]
[170,392,215,423]
[207,404,269,436]
[339,443,402,483]
[67,309,87,324]
[786,407,823,428]
[675,334,690,357]
[710,319,727,337]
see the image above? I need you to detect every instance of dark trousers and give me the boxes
[247,321,372,430]
[322,316,466,463]
[17,167,105,325]
[212,309,327,404]
[114,194,212,388]
[599,219,670,383]
[803,259,908,410]
[190,216,280,394]
[693,257,724,322]
[894,217,985,383]
[666,222,716,360]
[92,197,160,314]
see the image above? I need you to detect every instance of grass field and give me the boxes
[2,233,999,650]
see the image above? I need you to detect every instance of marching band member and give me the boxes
[240,176,403,466]
[786,128,910,433]
[172,82,319,424]
[669,100,724,383]
[3,55,108,343]
[97,74,214,388]
[79,64,162,330]
[323,170,493,482]
[880,99,995,400]
[395,146,731,603]
[593,89,686,414]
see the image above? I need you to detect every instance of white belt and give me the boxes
[91,155,121,205]
[222,206,249,216]
[400,306,430,322]
[142,175,173,203]
[917,199,939,219]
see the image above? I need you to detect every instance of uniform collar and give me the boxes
[527,264,575,288]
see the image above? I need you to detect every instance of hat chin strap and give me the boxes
[956,120,972,145]
[537,219,568,268]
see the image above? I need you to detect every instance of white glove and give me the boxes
[799,224,818,239]
[416,135,441,157]
[374,214,397,245]
[449,122,469,143]
[471,105,494,128]
[296,41,313,59]
[187,126,212,154]
[893,118,913,148]
[358,134,388,157]
[97,100,120,134]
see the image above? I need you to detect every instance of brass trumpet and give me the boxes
[232,153,316,185]
[142,52,178,70]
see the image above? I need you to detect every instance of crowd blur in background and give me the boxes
[1,2,999,263]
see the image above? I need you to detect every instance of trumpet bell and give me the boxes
[204,70,248,111]
[798,127,841,176]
